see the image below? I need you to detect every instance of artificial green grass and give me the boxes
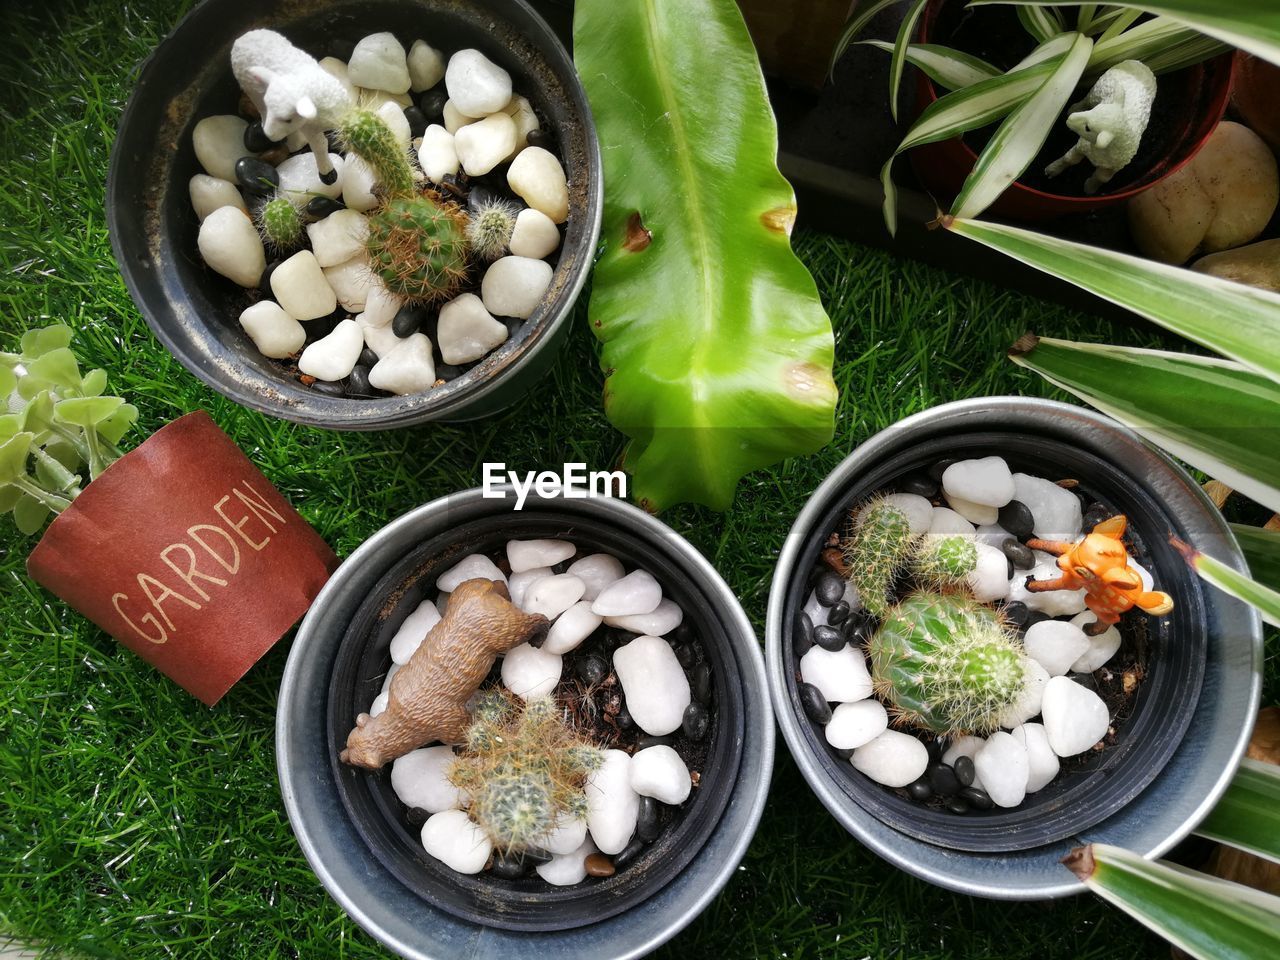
[0,2,1275,958]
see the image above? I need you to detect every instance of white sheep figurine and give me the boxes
[231,29,353,184]
[1045,59,1157,194]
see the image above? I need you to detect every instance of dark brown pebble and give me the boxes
[1002,537,1035,570]
[998,500,1035,540]
[814,624,844,651]
[681,702,710,741]
[612,837,645,871]
[953,755,976,787]
[636,796,662,841]
[794,612,814,656]
[798,682,831,724]
[960,786,994,809]
[584,853,615,877]
[899,473,939,498]
[906,778,933,802]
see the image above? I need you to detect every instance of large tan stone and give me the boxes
[1191,238,1280,293]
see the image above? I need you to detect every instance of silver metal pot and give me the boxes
[278,489,773,957]
[766,397,1262,899]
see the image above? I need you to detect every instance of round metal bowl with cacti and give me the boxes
[793,452,1177,818]
[187,26,571,399]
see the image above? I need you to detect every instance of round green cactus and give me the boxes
[465,199,518,261]
[844,497,919,616]
[257,195,302,251]
[911,534,977,589]
[337,108,415,197]
[366,195,470,303]
[868,592,1028,735]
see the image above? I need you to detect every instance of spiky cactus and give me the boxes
[449,690,603,855]
[844,497,919,616]
[868,592,1028,735]
[366,196,470,302]
[337,108,415,196]
[911,534,977,589]
[466,199,518,260]
[257,195,302,251]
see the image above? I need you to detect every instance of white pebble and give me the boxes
[417,124,459,182]
[629,745,692,804]
[436,553,506,591]
[507,538,575,572]
[238,301,303,358]
[391,745,464,813]
[501,643,562,700]
[824,699,888,750]
[507,567,552,609]
[536,836,595,886]
[272,250,338,320]
[523,573,586,619]
[342,156,378,211]
[507,146,569,223]
[298,318,362,381]
[943,490,999,525]
[324,256,376,312]
[1011,554,1088,616]
[348,32,411,94]
[359,311,405,358]
[999,657,1050,729]
[543,600,603,655]
[974,731,1029,807]
[1011,722,1060,793]
[306,209,369,268]
[613,635,690,736]
[443,99,479,134]
[445,48,512,117]
[189,174,246,221]
[357,284,402,330]
[192,115,250,180]
[975,523,1012,547]
[376,99,411,151]
[276,152,345,203]
[408,39,446,92]
[585,749,638,854]
[942,456,1015,508]
[799,645,872,704]
[509,207,561,259]
[541,817,588,856]
[504,95,541,158]
[481,256,553,319]
[604,598,683,637]
[389,597,441,665]
[1041,676,1110,757]
[455,112,517,176]
[1012,473,1083,540]
[369,691,389,717]
[420,810,490,874]
[1024,619,1091,677]
[567,553,625,601]
[861,493,932,538]
[929,507,975,536]
[198,207,264,287]
[968,541,1011,603]
[1069,612,1122,672]
[591,569,662,617]
[369,332,436,395]
[851,730,929,788]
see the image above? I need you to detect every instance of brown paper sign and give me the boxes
[27,410,339,705]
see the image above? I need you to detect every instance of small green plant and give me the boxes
[843,497,920,616]
[465,198,519,261]
[0,324,139,534]
[448,690,603,854]
[257,195,303,252]
[911,533,978,589]
[868,591,1028,734]
[337,108,416,196]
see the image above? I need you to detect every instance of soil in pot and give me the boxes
[328,520,736,931]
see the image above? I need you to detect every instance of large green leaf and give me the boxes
[574,0,837,511]
[1195,758,1280,864]
[971,1,1280,68]
[1230,524,1280,592]
[1064,843,1280,960]
[1174,538,1280,627]
[1006,337,1280,515]
[945,218,1280,387]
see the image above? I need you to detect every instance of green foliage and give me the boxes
[366,195,470,303]
[912,534,978,588]
[843,497,919,616]
[449,690,603,854]
[1194,758,1280,863]
[868,592,1028,734]
[337,108,415,197]
[258,195,303,252]
[574,0,837,510]
[465,198,518,261]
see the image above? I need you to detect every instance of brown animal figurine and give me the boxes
[340,578,549,769]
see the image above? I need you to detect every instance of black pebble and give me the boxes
[1002,538,1035,571]
[1006,556,1015,580]
[575,654,607,686]
[674,643,697,669]
[435,362,462,382]
[346,365,372,397]
[794,612,814,656]
[1083,502,1112,530]
[691,663,712,704]
[927,762,961,796]
[418,88,447,122]
[234,156,280,196]
[815,571,845,607]
[798,682,831,724]
[928,459,956,482]
[814,625,844,652]
[827,600,850,626]
[243,122,278,153]
[490,852,527,880]
[672,620,694,644]
[392,305,427,338]
[681,702,710,741]
[899,473,939,498]
[615,701,633,730]
[526,128,556,152]
[636,796,663,842]
[309,380,345,397]
[959,787,994,810]
[358,347,379,368]
[403,105,428,138]
[1022,611,1050,633]
[998,500,1035,540]
[613,837,646,871]
[946,796,971,815]
[258,259,281,293]
[842,612,872,644]
[634,733,674,751]
[1001,600,1029,628]
[405,806,430,825]
[906,778,933,802]
[953,755,976,787]
[521,848,553,865]
[305,195,345,219]
[926,738,945,762]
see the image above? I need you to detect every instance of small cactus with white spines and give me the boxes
[911,534,977,589]
[337,107,416,197]
[843,497,920,616]
[465,198,519,260]
[257,195,303,251]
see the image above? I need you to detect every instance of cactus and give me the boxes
[844,497,919,616]
[466,198,518,260]
[257,195,303,251]
[911,534,977,589]
[449,689,604,854]
[366,195,470,302]
[867,592,1028,735]
[337,108,415,197]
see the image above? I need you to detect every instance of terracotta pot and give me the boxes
[27,411,338,705]
[907,0,1234,222]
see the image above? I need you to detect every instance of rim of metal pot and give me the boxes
[278,488,774,959]
[106,0,603,430]
[765,397,1263,900]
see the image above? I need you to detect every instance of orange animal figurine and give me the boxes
[1024,514,1173,635]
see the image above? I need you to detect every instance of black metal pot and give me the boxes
[106,0,601,429]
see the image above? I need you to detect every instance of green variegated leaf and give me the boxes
[860,40,1000,90]
[1087,15,1227,75]
[897,62,1054,152]
[1174,538,1280,627]
[1229,524,1280,593]
[1017,4,1064,43]
[1195,759,1280,864]
[890,0,932,121]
